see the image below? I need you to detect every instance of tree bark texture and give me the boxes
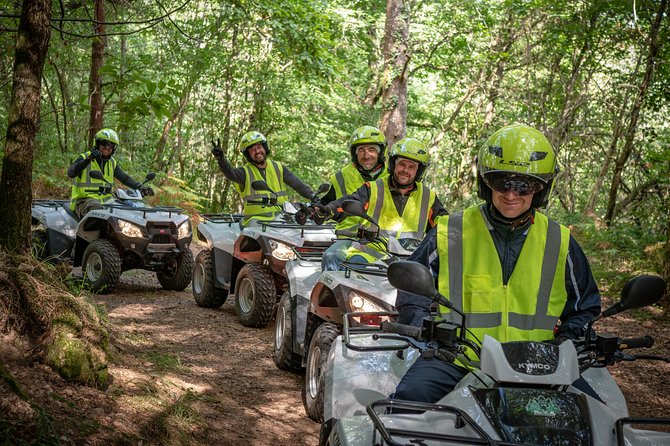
[379,0,410,148]
[604,0,667,226]
[88,0,106,146]
[0,0,52,253]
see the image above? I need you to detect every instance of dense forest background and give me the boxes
[0,0,668,301]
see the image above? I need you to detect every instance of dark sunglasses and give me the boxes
[483,173,545,196]
[100,141,116,149]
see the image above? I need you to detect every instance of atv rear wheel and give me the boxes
[234,263,276,328]
[192,250,229,308]
[303,322,339,422]
[157,250,194,291]
[82,239,121,294]
[273,292,302,370]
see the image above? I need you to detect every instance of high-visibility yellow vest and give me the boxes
[69,152,117,210]
[234,160,288,225]
[329,163,388,236]
[436,206,570,349]
[344,179,434,261]
[367,178,435,240]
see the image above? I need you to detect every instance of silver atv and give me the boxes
[320,260,670,446]
[271,200,420,422]
[192,180,335,328]
[31,172,193,294]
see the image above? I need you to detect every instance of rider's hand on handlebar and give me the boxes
[140,186,155,197]
[311,203,332,225]
[211,138,224,158]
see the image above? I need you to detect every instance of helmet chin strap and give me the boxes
[489,203,534,229]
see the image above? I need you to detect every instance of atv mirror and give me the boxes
[341,199,379,229]
[600,275,666,319]
[144,172,156,183]
[387,260,438,301]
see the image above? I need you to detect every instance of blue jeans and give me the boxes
[392,357,468,403]
[321,240,353,271]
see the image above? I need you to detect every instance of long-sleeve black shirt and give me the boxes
[215,156,314,199]
[67,154,142,189]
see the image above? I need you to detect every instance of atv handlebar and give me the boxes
[619,335,654,350]
[380,321,421,339]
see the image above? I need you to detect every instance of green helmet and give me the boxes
[239,131,270,162]
[477,124,559,208]
[388,137,430,182]
[95,128,119,146]
[349,126,387,169]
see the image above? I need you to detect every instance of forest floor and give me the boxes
[1,243,670,445]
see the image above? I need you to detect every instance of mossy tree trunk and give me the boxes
[0,0,52,254]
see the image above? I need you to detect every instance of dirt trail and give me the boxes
[2,266,669,445]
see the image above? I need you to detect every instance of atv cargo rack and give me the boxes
[103,203,185,218]
[201,213,244,223]
[260,221,335,238]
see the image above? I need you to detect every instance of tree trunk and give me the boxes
[0,0,52,253]
[87,0,106,146]
[379,0,410,148]
[155,79,194,173]
[604,0,667,226]
[48,57,71,154]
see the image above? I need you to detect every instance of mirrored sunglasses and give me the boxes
[101,141,116,149]
[483,173,545,196]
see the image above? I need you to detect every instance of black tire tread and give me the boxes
[235,263,277,328]
[303,322,339,422]
[157,249,194,291]
[273,292,302,370]
[82,239,121,294]
[192,250,229,308]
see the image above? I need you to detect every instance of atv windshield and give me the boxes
[475,387,592,445]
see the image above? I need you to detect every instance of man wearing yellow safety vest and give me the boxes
[211,131,317,225]
[68,128,154,219]
[315,137,447,271]
[391,124,601,404]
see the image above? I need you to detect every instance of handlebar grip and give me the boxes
[620,335,654,349]
[380,321,421,339]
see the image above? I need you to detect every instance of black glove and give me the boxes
[89,148,102,161]
[140,186,155,197]
[295,209,308,225]
[312,203,332,225]
[211,138,223,158]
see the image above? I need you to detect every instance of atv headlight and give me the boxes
[348,292,384,313]
[177,220,191,239]
[269,239,296,261]
[118,219,144,238]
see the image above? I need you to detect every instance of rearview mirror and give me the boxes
[387,260,438,300]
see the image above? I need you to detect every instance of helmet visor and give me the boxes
[100,141,117,150]
[483,172,545,197]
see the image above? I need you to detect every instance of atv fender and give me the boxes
[323,334,419,421]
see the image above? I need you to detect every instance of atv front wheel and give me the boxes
[273,292,302,370]
[234,263,276,328]
[82,239,121,294]
[157,250,194,291]
[192,250,229,308]
[303,322,339,422]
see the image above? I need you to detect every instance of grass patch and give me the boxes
[146,352,186,374]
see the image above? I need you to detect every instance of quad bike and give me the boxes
[271,199,420,422]
[31,172,193,294]
[319,260,670,446]
[192,180,335,328]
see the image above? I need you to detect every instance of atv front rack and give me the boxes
[32,199,71,207]
[341,260,388,277]
[104,203,185,218]
[615,417,670,445]
[342,312,409,352]
[201,213,244,224]
[260,221,335,238]
[367,399,509,446]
